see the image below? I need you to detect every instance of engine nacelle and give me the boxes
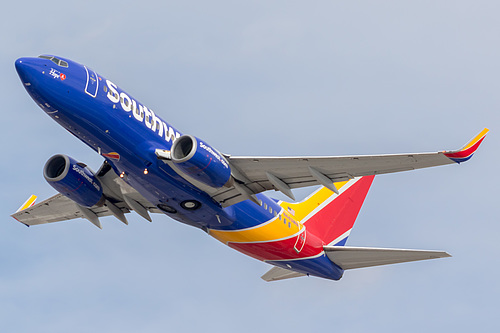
[171,135,232,188]
[43,154,104,208]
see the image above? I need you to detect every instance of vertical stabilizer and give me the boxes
[285,176,374,246]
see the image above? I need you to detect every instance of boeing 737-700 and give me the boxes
[12,55,488,281]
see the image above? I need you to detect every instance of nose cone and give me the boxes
[15,56,61,110]
[15,57,26,72]
[15,57,41,84]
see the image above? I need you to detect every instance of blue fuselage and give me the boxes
[15,55,343,280]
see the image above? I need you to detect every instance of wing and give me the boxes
[211,128,488,206]
[12,161,160,228]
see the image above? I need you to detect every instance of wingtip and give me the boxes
[443,128,489,163]
[15,195,37,213]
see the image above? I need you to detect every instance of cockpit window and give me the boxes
[38,55,69,68]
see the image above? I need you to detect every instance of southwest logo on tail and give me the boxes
[12,55,488,281]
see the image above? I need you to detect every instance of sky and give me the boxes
[1,1,499,332]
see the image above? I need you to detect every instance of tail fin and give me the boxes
[285,176,374,246]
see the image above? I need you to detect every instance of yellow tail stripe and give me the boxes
[281,180,350,221]
[209,180,350,244]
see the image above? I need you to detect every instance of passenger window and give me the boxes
[264,203,267,210]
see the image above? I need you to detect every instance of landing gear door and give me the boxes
[84,66,99,98]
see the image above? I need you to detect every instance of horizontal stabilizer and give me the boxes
[324,246,451,270]
[261,266,306,282]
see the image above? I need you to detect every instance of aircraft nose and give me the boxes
[15,57,40,84]
[15,57,36,71]
[15,57,29,76]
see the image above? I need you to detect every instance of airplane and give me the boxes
[12,54,488,282]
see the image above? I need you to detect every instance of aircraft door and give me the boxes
[84,66,99,97]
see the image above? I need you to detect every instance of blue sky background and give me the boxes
[1,1,498,332]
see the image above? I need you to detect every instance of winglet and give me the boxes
[443,128,489,163]
[16,195,37,213]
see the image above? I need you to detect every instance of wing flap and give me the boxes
[11,193,128,226]
[12,194,88,225]
[11,161,158,227]
[219,129,488,205]
[324,246,451,270]
[229,152,449,187]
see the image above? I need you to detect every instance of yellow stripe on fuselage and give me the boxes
[209,180,350,244]
[209,211,302,244]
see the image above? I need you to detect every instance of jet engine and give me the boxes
[43,154,104,208]
[170,135,232,188]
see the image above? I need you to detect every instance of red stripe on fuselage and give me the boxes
[228,229,324,261]
[228,176,374,261]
